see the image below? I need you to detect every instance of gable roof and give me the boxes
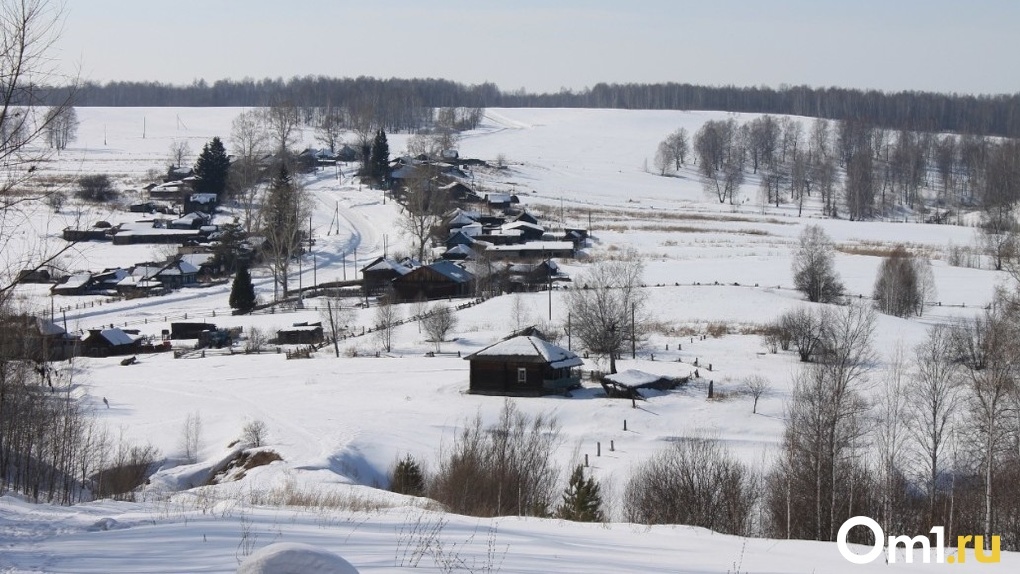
[603,369,668,388]
[465,335,582,369]
[426,260,474,283]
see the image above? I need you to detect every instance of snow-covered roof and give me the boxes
[466,335,583,369]
[363,257,412,275]
[426,260,474,283]
[445,244,477,256]
[56,272,91,290]
[486,193,512,204]
[93,328,139,346]
[35,317,67,337]
[483,241,575,253]
[189,193,217,204]
[448,212,477,227]
[181,253,215,268]
[502,221,544,233]
[603,369,666,388]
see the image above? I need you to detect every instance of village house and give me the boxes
[0,315,79,361]
[361,257,414,295]
[390,260,475,301]
[80,328,143,358]
[464,335,583,396]
[480,241,576,261]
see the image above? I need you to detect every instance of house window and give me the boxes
[517,367,527,384]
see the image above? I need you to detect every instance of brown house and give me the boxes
[80,328,142,358]
[391,260,474,301]
[464,335,583,396]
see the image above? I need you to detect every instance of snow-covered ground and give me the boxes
[0,107,1012,572]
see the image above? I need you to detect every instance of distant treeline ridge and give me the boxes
[46,77,1020,138]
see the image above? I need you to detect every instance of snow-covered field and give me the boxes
[1,107,1013,572]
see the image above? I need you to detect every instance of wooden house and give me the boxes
[361,257,413,294]
[506,260,562,292]
[277,322,324,345]
[0,315,78,361]
[80,328,142,358]
[391,260,475,301]
[464,335,583,396]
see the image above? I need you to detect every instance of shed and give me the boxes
[465,335,582,396]
[277,322,324,345]
[600,369,684,399]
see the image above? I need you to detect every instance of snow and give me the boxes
[237,543,360,574]
[0,106,1014,572]
[603,369,663,388]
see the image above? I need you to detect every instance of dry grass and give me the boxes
[836,240,938,259]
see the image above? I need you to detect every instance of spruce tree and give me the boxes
[229,266,257,313]
[370,129,390,184]
[194,136,231,196]
[556,464,605,522]
[389,454,426,496]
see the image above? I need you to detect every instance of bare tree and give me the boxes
[168,139,191,169]
[229,109,269,233]
[510,292,532,332]
[423,303,456,352]
[264,99,302,156]
[179,411,203,464]
[397,166,447,262]
[567,254,646,374]
[321,294,355,358]
[666,127,689,169]
[743,374,771,414]
[792,225,844,304]
[259,165,308,300]
[695,119,744,204]
[44,105,78,150]
[1,0,80,304]
[875,342,911,534]
[953,304,1017,548]
[313,105,345,154]
[374,289,400,353]
[908,324,959,526]
[241,420,269,448]
[873,245,925,317]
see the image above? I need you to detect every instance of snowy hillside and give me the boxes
[1,107,1013,572]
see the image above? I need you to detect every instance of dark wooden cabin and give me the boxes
[391,260,474,301]
[464,335,583,396]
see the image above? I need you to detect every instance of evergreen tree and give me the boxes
[370,129,390,185]
[556,464,605,522]
[194,136,231,196]
[389,454,426,496]
[229,266,257,313]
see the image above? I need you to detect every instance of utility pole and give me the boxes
[631,303,636,359]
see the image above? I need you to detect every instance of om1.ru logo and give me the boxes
[838,516,1001,565]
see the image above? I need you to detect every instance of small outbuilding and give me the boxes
[464,335,583,396]
[600,369,685,399]
[276,322,324,345]
[80,328,143,358]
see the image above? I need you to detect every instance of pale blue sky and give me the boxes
[55,0,1020,95]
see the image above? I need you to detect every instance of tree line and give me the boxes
[663,114,1020,238]
[36,77,1020,138]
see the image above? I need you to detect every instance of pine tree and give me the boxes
[389,454,426,496]
[194,136,231,196]
[556,464,605,522]
[370,129,390,184]
[229,266,257,313]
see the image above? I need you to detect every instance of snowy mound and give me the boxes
[237,543,359,574]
